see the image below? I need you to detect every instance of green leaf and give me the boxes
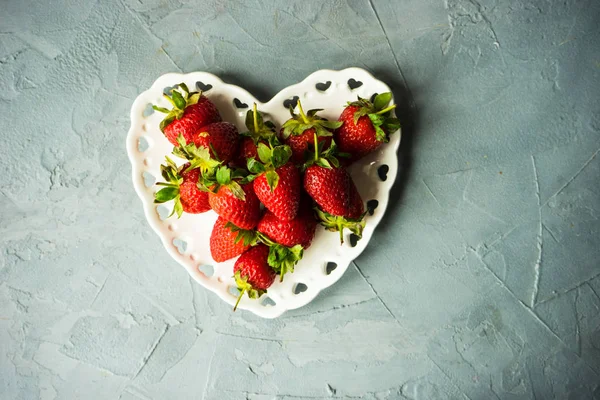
[369,114,388,142]
[315,125,333,138]
[353,109,368,125]
[267,244,303,281]
[171,90,186,110]
[159,116,175,132]
[368,113,385,127]
[187,92,200,106]
[265,170,279,192]
[306,108,324,117]
[228,181,246,201]
[247,158,265,174]
[257,143,271,164]
[154,186,179,203]
[264,121,277,131]
[178,83,190,94]
[271,145,291,167]
[373,125,388,142]
[373,92,392,111]
[319,120,343,130]
[173,196,184,218]
[281,124,295,139]
[216,166,231,185]
[244,109,255,131]
[315,158,332,169]
[384,117,401,134]
[152,105,170,114]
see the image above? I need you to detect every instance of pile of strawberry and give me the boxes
[152,83,400,310]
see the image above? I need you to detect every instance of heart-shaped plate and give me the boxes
[126,68,401,318]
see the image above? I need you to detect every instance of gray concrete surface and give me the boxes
[1,0,599,399]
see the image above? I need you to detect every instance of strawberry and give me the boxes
[257,204,317,249]
[233,244,275,310]
[210,217,256,263]
[153,83,221,146]
[191,122,239,164]
[206,166,261,230]
[335,92,401,162]
[255,203,315,281]
[281,100,341,164]
[237,103,279,167]
[303,136,366,244]
[153,157,213,217]
[248,143,301,221]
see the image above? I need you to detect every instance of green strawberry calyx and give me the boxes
[257,233,303,282]
[241,103,279,145]
[152,83,203,133]
[302,132,349,171]
[315,207,366,245]
[233,270,266,311]
[347,92,401,143]
[153,156,186,218]
[225,222,258,247]
[172,134,221,175]
[199,165,248,201]
[281,100,342,139]
[246,142,292,192]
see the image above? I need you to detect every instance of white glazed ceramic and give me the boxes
[126,68,401,318]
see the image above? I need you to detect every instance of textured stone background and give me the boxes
[1,0,599,399]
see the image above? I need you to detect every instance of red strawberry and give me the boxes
[335,92,400,162]
[257,204,317,249]
[191,122,239,164]
[281,100,341,164]
[346,182,365,220]
[233,244,275,310]
[153,159,211,217]
[153,83,221,146]
[239,137,261,162]
[285,128,332,165]
[237,104,279,167]
[249,144,301,221]
[207,167,261,230]
[210,217,256,263]
[304,165,350,216]
[302,137,366,243]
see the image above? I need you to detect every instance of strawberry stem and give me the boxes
[253,103,259,134]
[338,220,345,244]
[375,104,396,115]
[233,287,246,311]
[313,132,319,162]
[297,100,309,124]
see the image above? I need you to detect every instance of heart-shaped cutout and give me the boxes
[326,262,338,275]
[163,85,178,95]
[196,81,213,92]
[378,165,389,181]
[293,283,308,294]
[367,199,379,215]
[172,238,187,254]
[128,69,401,318]
[348,78,363,90]
[283,96,299,109]
[233,98,248,109]
[316,81,332,91]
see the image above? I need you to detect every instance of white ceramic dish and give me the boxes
[126,68,400,318]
